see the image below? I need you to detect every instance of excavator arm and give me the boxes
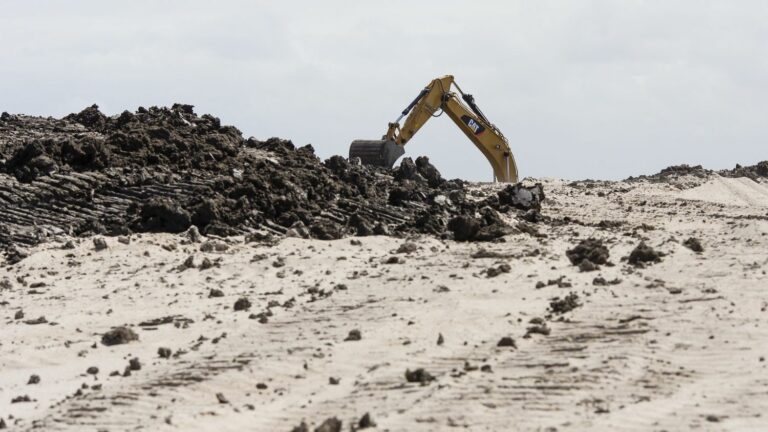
[349,75,518,183]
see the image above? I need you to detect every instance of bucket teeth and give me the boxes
[349,140,404,168]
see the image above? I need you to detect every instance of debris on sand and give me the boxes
[357,413,376,429]
[593,277,622,286]
[525,323,551,337]
[549,293,581,314]
[566,238,609,268]
[314,418,342,432]
[395,242,418,254]
[405,368,435,385]
[486,263,511,278]
[93,237,108,251]
[683,237,704,253]
[101,326,139,346]
[628,242,664,266]
[233,297,252,311]
[496,336,517,348]
[344,329,362,341]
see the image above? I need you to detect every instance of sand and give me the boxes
[1,176,767,431]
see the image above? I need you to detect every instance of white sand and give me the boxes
[1,177,767,431]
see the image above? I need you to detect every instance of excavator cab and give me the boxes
[349,75,518,183]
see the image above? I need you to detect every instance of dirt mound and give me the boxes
[0,105,544,255]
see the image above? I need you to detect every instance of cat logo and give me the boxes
[460,115,485,136]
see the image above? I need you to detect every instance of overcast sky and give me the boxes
[2,1,767,180]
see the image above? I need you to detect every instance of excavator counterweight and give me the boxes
[349,75,519,183]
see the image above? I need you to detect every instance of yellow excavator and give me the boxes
[349,75,518,182]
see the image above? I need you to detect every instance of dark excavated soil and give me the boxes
[0,105,543,257]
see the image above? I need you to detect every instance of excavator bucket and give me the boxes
[349,139,405,168]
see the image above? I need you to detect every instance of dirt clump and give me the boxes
[566,239,609,267]
[683,237,704,253]
[549,292,581,314]
[628,242,664,266]
[314,417,342,432]
[233,297,252,312]
[405,368,435,385]
[101,326,139,346]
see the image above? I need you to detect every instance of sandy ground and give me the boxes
[1,175,768,431]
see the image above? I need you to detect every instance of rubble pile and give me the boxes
[0,105,543,254]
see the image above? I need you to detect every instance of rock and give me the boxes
[11,395,32,403]
[183,226,203,243]
[93,237,108,250]
[200,240,228,253]
[216,392,229,404]
[14,310,24,320]
[566,238,609,265]
[233,297,252,311]
[487,263,511,278]
[497,183,545,210]
[209,288,224,298]
[497,336,517,348]
[24,316,47,325]
[344,329,362,341]
[578,259,600,272]
[593,277,622,286]
[117,236,131,245]
[628,242,663,266]
[448,216,481,241]
[358,413,376,429]
[395,242,418,254]
[101,326,139,346]
[437,333,444,345]
[86,366,99,375]
[521,209,542,223]
[27,374,40,385]
[128,358,141,371]
[384,256,404,264]
[182,255,195,269]
[549,293,580,314]
[200,257,214,270]
[314,418,342,432]
[405,368,435,384]
[291,421,309,432]
[683,237,703,253]
[158,347,172,359]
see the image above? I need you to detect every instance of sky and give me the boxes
[1,0,767,181]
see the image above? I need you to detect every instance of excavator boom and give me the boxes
[349,75,518,183]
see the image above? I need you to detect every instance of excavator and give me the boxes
[349,75,518,183]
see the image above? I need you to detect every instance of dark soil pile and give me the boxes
[0,104,543,254]
[627,161,768,183]
[628,242,664,266]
